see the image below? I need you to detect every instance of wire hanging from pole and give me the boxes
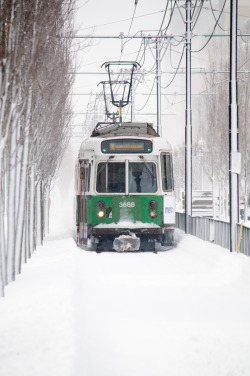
[192,0,227,53]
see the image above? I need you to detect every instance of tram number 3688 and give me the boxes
[119,202,135,208]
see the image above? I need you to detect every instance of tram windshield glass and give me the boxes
[97,162,125,193]
[129,162,157,193]
[96,162,157,193]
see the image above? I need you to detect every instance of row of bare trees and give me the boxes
[173,25,250,220]
[199,31,250,220]
[0,0,75,295]
[195,38,229,218]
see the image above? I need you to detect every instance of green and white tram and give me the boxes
[75,122,175,251]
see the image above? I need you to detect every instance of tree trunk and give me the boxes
[15,90,32,274]
[36,180,43,246]
[43,181,51,236]
[6,116,18,283]
[29,165,35,255]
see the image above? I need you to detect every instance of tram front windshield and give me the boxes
[96,162,157,193]
[97,162,125,193]
[128,162,157,193]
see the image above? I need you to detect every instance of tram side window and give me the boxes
[161,153,173,191]
[80,161,91,192]
[129,162,157,193]
[96,162,125,193]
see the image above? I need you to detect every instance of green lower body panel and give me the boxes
[77,195,174,249]
[87,195,163,227]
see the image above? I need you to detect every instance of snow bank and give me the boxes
[1,232,250,376]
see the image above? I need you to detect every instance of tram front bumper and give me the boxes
[113,234,140,252]
[92,225,169,251]
[92,227,163,235]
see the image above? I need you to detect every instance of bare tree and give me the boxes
[194,39,229,214]
[0,0,76,295]
[238,21,250,221]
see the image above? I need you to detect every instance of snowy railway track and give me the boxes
[1,232,250,376]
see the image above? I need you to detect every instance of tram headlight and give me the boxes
[97,210,105,218]
[149,209,157,218]
[97,200,105,209]
[149,200,157,209]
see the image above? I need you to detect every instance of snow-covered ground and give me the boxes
[1,229,250,376]
[1,147,250,376]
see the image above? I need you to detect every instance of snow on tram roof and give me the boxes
[91,122,158,138]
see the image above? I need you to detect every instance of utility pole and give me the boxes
[156,38,162,136]
[185,0,192,233]
[229,0,240,252]
[131,76,135,122]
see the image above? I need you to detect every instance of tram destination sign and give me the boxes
[101,139,152,154]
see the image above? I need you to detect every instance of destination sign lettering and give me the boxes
[101,139,152,154]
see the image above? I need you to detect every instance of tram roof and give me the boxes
[90,122,159,138]
[79,121,172,156]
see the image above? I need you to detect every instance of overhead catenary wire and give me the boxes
[77,0,247,131]
[134,38,144,62]
[127,2,138,37]
[90,1,184,122]
[162,0,177,33]
[168,34,186,47]
[192,0,227,53]
[208,0,227,32]
[161,45,185,89]
[238,28,250,43]
[135,78,156,112]
[137,38,150,66]
[191,0,205,31]
[191,0,199,19]
[119,2,139,59]
[70,8,249,143]
[76,9,166,31]
[158,0,171,35]
[169,43,184,69]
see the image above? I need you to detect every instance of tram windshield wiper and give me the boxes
[128,161,157,193]
[139,156,156,178]
[97,156,114,176]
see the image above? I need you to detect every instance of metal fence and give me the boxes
[236,223,250,256]
[176,212,250,255]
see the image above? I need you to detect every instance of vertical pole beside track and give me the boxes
[131,76,135,122]
[185,0,192,233]
[229,0,239,252]
[156,38,162,136]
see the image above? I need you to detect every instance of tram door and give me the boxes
[161,153,175,224]
[78,160,90,244]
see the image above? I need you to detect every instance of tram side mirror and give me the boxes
[80,167,85,180]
